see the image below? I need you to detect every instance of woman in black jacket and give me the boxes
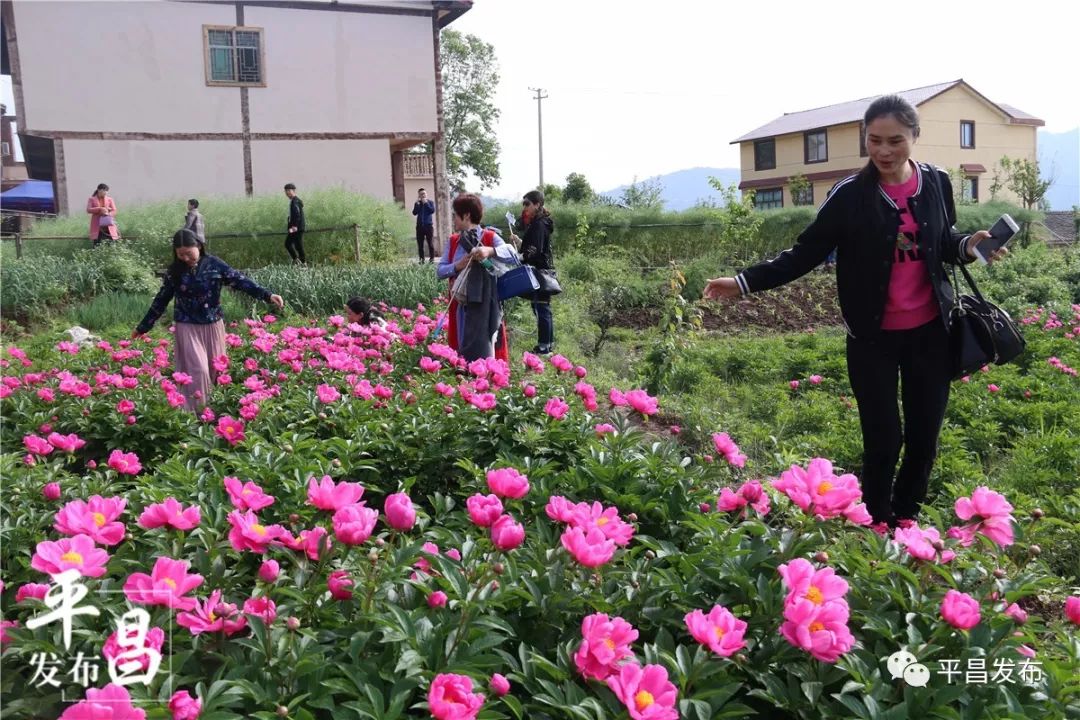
[704,94,1008,529]
[511,190,556,354]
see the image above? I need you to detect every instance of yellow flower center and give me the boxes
[809,621,825,633]
[252,524,266,535]
[805,586,824,605]
[163,578,177,590]
[713,626,725,639]
[634,691,655,711]
[603,638,616,650]
[817,481,833,494]
[61,551,84,564]
[241,488,252,495]
[92,512,107,527]
[597,517,609,526]
[225,427,235,436]
[209,611,217,622]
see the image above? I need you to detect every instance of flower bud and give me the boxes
[277,706,289,718]
[1028,544,1042,556]
[627,513,638,522]
[368,548,380,563]
[492,562,505,575]
[1031,508,1044,520]
[813,551,830,564]
[286,616,300,631]
[318,412,327,420]
[375,537,385,547]
[284,444,294,453]
[332,458,342,467]
[993,568,1007,579]
[931,540,945,552]
[645,550,656,560]
[289,513,300,524]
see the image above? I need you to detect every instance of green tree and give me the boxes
[991,157,1052,210]
[788,172,813,206]
[562,172,596,204]
[439,30,502,189]
[707,179,764,265]
[621,176,664,209]
[540,183,564,203]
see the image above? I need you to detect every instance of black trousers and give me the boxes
[846,318,952,525]
[416,224,435,261]
[285,231,305,263]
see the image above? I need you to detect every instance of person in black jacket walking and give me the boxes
[412,188,436,263]
[703,95,1008,530]
[284,183,306,264]
[511,189,556,354]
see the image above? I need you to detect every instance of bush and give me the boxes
[13,188,415,268]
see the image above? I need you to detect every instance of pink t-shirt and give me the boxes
[880,166,939,330]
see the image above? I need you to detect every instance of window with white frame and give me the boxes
[204,26,265,86]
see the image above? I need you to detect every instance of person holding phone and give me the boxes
[703,94,1008,530]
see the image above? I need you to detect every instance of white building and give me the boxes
[2,0,468,233]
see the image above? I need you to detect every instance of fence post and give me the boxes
[14,233,22,259]
[352,223,361,263]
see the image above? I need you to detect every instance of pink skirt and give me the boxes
[174,321,226,411]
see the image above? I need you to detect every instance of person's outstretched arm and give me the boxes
[133,275,177,336]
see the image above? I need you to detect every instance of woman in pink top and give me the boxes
[87,183,118,247]
[704,95,1009,530]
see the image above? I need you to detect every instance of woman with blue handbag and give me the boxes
[437,194,519,361]
[510,190,557,355]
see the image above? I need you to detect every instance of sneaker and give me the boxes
[531,345,552,355]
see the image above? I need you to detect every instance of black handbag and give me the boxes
[534,268,562,296]
[949,261,1025,379]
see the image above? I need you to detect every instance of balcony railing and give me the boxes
[404,153,433,178]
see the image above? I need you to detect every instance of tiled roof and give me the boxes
[732,80,1043,143]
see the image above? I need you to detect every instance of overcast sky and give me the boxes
[3,0,1077,197]
[453,0,1080,198]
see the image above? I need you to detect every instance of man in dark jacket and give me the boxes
[412,188,436,263]
[284,183,306,264]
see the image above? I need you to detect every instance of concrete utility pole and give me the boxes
[529,87,548,188]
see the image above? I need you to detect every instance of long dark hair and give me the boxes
[345,297,383,325]
[857,94,920,186]
[523,189,551,221]
[168,228,205,285]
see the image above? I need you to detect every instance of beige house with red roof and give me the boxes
[732,80,1043,210]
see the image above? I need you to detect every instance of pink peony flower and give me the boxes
[486,468,530,499]
[594,423,616,436]
[316,383,341,403]
[568,502,634,546]
[953,486,1015,547]
[428,673,485,720]
[779,599,855,663]
[1,620,17,647]
[214,416,246,446]
[333,503,379,545]
[42,482,61,501]
[771,458,864,521]
[107,449,142,475]
[489,673,510,697]
[428,591,448,608]
[1003,603,1028,624]
[1065,597,1080,626]
[328,570,354,600]
[573,613,638,681]
[168,690,202,720]
[223,476,275,512]
[307,475,365,511]
[227,510,286,554]
[561,526,617,568]
[116,399,136,414]
[384,492,416,530]
[685,605,747,657]
[138,498,201,531]
[176,590,248,636]
[467,493,504,527]
[16,583,50,602]
[123,557,204,611]
[523,384,537,398]
[987,383,1000,393]
[711,432,747,468]
[941,589,981,630]
[23,434,53,456]
[605,662,679,720]
[893,523,955,564]
[790,380,800,389]
[490,514,525,551]
[58,684,146,720]
[808,375,823,385]
[545,495,578,523]
[544,396,569,420]
[716,480,771,516]
[32,534,110,578]
[54,496,127,545]
[102,626,165,672]
[623,389,659,416]
[243,596,277,625]
[47,432,86,453]
[777,558,849,608]
[258,560,280,583]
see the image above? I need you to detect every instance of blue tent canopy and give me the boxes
[1,179,56,213]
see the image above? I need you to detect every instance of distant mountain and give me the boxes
[1039,128,1079,210]
[600,167,742,211]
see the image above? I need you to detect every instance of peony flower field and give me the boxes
[1,300,1079,720]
